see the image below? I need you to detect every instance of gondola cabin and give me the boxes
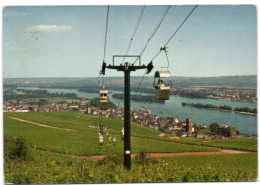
[121,128,124,139]
[113,137,116,145]
[99,88,109,110]
[154,70,172,100]
[99,134,104,145]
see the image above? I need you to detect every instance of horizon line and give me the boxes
[3,74,257,79]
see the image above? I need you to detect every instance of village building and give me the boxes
[186,118,193,136]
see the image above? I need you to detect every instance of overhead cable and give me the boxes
[150,5,198,62]
[103,5,110,63]
[118,6,146,107]
[131,5,198,108]
[122,6,146,64]
[133,5,171,65]
[100,6,110,85]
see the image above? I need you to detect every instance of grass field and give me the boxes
[4,113,219,155]
[4,112,159,136]
[3,112,258,183]
[168,136,257,152]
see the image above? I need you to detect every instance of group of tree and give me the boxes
[218,105,232,110]
[209,122,231,137]
[182,102,218,109]
[182,102,256,114]
[28,98,49,107]
[4,89,78,101]
[3,84,17,89]
[234,107,257,114]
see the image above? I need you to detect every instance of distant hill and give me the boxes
[3,75,257,89]
[170,75,257,88]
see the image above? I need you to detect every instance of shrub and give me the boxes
[4,136,29,160]
[98,154,123,166]
[134,148,158,165]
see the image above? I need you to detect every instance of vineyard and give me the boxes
[4,149,257,183]
[3,112,258,183]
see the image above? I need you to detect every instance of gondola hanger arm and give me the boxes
[160,47,170,70]
[98,70,105,89]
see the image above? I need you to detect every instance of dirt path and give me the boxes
[158,133,165,137]
[6,116,76,132]
[145,150,249,158]
[33,148,251,161]
[82,150,251,160]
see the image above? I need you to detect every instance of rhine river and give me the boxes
[18,87,257,135]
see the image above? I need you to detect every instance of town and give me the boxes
[3,98,242,140]
[172,86,257,103]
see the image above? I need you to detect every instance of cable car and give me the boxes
[99,134,104,146]
[99,86,109,110]
[153,47,172,100]
[121,128,124,140]
[121,128,124,137]
[113,137,116,145]
[153,70,172,100]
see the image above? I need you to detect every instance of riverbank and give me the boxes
[233,111,257,116]
[14,86,257,135]
[218,109,257,116]
[17,86,256,104]
[203,108,257,116]
[182,101,257,116]
[174,94,256,104]
[206,96,256,103]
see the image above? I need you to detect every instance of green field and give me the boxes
[3,112,258,183]
[163,136,257,152]
[4,112,219,155]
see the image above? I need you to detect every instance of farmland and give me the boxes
[3,112,258,183]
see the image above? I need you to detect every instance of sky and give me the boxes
[2,4,257,78]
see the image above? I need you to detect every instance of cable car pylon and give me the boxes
[104,55,153,170]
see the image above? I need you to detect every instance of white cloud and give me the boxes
[25,25,72,32]
[4,43,23,52]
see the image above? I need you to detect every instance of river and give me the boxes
[18,87,257,135]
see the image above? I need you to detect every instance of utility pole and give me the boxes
[104,55,153,170]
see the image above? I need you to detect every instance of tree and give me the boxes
[72,108,79,112]
[38,99,48,105]
[193,124,200,134]
[221,127,231,138]
[16,97,20,106]
[28,107,34,111]
[209,122,219,134]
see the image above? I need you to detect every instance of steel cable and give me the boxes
[122,6,146,64]
[133,5,171,65]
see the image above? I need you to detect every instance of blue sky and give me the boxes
[2,5,257,78]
